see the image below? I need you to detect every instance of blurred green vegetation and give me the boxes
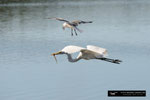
[0,0,97,4]
[0,0,59,4]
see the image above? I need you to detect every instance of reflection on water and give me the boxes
[0,0,150,100]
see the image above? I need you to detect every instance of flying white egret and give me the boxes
[51,45,122,64]
[48,17,92,36]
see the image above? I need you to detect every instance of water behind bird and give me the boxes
[0,0,150,100]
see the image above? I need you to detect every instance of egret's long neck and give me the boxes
[66,53,81,62]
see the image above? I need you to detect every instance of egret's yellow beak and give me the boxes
[51,51,62,56]
[51,51,62,63]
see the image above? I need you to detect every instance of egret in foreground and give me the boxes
[51,45,122,64]
[48,17,92,36]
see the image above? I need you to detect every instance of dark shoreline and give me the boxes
[0,0,99,4]
[0,0,58,4]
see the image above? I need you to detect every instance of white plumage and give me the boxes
[86,45,108,57]
[61,45,85,54]
[51,45,122,64]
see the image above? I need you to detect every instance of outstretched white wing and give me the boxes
[62,45,85,54]
[86,45,108,57]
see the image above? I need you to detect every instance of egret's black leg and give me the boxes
[97,57,122,64]
[74,29,78,36]
[71,29,73,36]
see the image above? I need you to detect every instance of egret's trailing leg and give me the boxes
[74,29,78,36]
[71,29,73,36]
[97,57,122,64]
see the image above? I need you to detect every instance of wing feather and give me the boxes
[71,20,92,24]
[48,17,69,22]
[86,45,108,57]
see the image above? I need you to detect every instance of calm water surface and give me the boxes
[0,0,150,100]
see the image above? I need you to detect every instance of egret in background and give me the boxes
[48,17,92,36]
[51,45,122,64]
